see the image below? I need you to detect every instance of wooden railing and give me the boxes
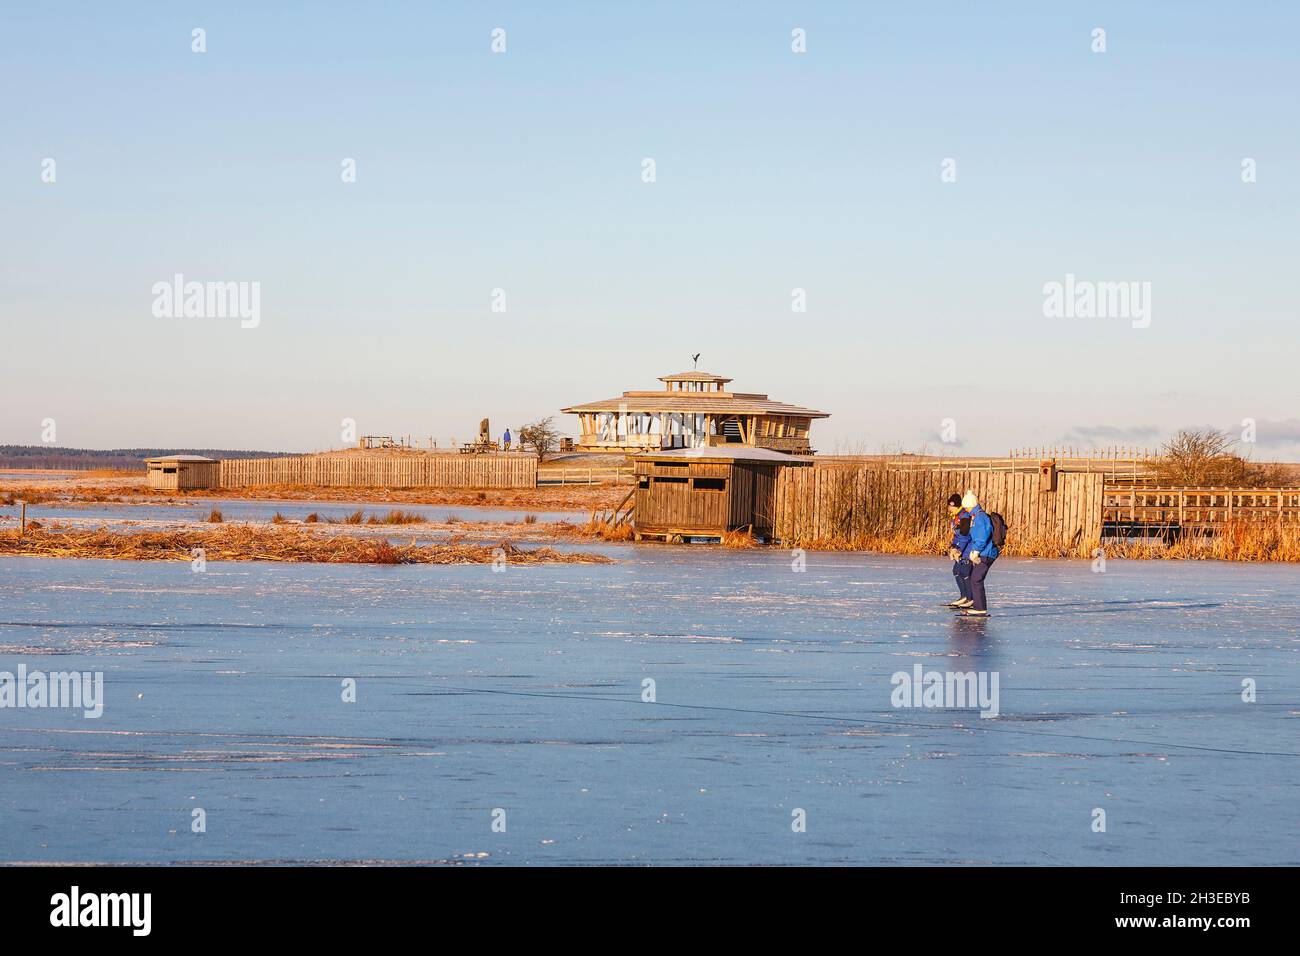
[1103,487,1300,526]
[1010,447,1160,481]
[814,455,1156,479]
[537,467,635,486]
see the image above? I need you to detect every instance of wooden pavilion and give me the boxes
[562,370,828,454]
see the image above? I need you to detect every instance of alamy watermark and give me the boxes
[1042,273,1150,329]
[0,664,103,718]
[50,886,150,936]
[891,664,1000,718]
[152,273,261,328]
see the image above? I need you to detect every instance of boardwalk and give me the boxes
[1104,486,1300,528]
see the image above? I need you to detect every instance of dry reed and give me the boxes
[583,518,634,541]
[0,526,612,565]
[1101,521,1300,563]
[8,481,628,512]
[720,528,758,548]
[774,461,1300,562]
[364,509,423,525]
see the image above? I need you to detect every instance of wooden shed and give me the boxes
[145,455,219,490]
[631,447,811,542]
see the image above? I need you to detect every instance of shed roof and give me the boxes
[145,455,217,463]
[632,447,813,464]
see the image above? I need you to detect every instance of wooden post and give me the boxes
[19,501,26,535]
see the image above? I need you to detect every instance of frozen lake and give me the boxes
[0,548,1296,865]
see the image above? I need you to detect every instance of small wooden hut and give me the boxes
[631,447,811,542]
[145,455,219,490]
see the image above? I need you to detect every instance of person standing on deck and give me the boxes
[946,493,973,608]
[960,490,1000,617]
[503,427,512,450]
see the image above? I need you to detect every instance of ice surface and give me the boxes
[0,548,1296,865]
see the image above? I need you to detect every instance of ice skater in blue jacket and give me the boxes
[960,490,1000,616]
[946,493,973,608]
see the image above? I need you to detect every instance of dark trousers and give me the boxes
[969,557,995,611]
[951,560,972,600]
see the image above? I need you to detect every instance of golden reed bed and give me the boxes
[776,524,1300,562]
[583,518,1300,561]
[0,526,611,565]
[0,481,628,512]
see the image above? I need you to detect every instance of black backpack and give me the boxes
[988,512,1008,548]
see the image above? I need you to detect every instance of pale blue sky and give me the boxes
[3,2,1298,457]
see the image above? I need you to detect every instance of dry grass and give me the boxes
[720,528,758,548]
[51,482,630,511]
[1103,521,1300,563]
[80,468,140,478]
[0,526,612,565]
[364,509,423,525]
[774,460,1300,562]
[789,520,1300,563]
[582,518,634,541]
[1,492,54,506]
[207,509,223,523]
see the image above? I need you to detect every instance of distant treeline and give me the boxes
[0,446,296,472]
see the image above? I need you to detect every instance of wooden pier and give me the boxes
[1103,486,1300,529]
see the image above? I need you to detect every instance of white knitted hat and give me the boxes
[961,490,979,510]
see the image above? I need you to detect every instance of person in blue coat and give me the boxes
[503,428,512,450]
[960,490,1000,616]
[946,493,973,608]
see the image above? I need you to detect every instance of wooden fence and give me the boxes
[818,453,1158,481]
[773,463,1104,552]
[1104,487,1300,527]
[218,455,537,489]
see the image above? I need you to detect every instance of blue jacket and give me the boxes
[949,508,971,553]
[964,506,1000,560]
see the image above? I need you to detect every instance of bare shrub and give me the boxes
[1156,428,1250,485]
[518,417,560,461]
